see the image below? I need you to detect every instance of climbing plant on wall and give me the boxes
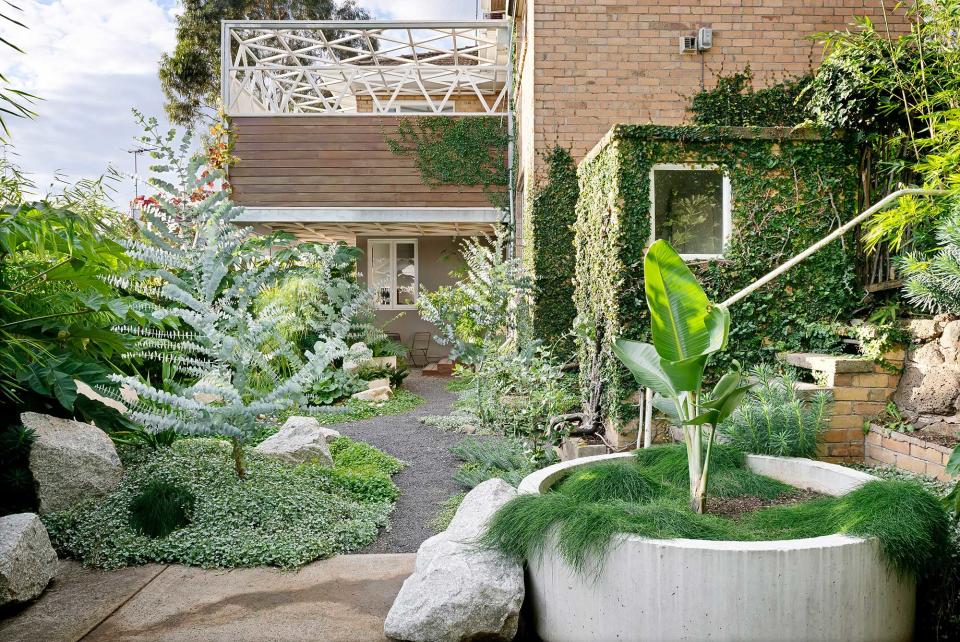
[689,67,812,127]
[386,116,510,210]
[524,146,579,356]
[574,125,860,428]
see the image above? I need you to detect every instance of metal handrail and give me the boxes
[721,188,950,308]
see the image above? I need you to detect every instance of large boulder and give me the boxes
[253,416,334,465]
[0,513,58,606]
[384,479,524,642]
[23,412,123,514]
[353,385,392,402]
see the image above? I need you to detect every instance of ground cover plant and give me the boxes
[43,436,403,569]
[483,444,951,578]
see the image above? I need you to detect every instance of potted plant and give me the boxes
[483,242,945,642]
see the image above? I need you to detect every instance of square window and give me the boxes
[367,239,419,309]
[650,164,731,259]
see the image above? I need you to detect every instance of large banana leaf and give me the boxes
[644,240,729,362]
[613,338,708,396]
[611,339,676,398]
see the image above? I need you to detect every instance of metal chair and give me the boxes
[410,332,432,367]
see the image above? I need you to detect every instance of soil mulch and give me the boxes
[913,429,960,449]
[707,489,822,520]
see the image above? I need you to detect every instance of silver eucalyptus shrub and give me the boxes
[110,117,369,476]
[418,232,576,460]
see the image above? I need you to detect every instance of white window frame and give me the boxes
[375,101,456,114]
[649,163,732,260]
[368,238,419,310]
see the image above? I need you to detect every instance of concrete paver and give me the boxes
[82,554,414,642]
[0,561,166,642]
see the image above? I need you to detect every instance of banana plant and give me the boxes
[613,240,750,513]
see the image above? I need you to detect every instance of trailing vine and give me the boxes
[385,116,510,210]
[574,125,860,428]
[689,67,812,127]
[525,147,579,356]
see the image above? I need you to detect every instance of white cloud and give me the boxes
[364,0,479,21]
[1,0,178,208]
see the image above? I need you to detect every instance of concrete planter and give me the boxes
[517,453,915,642]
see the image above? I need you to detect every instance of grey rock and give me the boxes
[908,341,944,369]
[0,513,58,606]
[384,479,523,642]
[23,412,123,514]
[905,319,943,341]
[253,417,333,465]
[940,321,960,351]
[897,364,960,415]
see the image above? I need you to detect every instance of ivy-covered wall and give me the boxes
[524,147,579,355]
[574,125,860,427]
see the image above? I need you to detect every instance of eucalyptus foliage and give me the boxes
[110,118,368,476]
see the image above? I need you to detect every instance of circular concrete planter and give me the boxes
[517,453,915,642]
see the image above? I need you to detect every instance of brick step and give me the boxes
[778,351,875,374]
[421,361,454,377]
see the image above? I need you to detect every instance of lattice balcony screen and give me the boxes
[222,20,510,116]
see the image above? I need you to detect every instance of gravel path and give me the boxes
[335,371,467,553]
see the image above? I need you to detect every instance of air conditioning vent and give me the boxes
[679,35,698,54]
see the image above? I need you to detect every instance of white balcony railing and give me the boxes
[221,20,511,116]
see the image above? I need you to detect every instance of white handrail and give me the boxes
[721,188,950,308]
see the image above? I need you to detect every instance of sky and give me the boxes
[1,0,479,210]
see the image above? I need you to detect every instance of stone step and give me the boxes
[778,352,876,374]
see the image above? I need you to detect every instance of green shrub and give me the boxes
[43,437,401,569]
[449,437,539,489]
[718,366,832,458]
[0,423,36,515]
[689,67,811,127]
[306,369,365,406]
[128,480,195,538]
[354,362,410,388]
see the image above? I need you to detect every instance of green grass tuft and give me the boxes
[484,445,951,578]
[557,462,662,504]
[128,479,195,538]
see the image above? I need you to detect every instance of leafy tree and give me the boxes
[159,0,371,125]
[111,116,369,477]
[0,157,139,428]
[0,1,37,139]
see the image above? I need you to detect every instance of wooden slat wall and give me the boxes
[230,116,501,208]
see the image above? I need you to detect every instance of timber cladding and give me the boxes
[229,116,495,208]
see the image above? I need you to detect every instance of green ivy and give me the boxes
[525,147,579,355]
[689,67,812,127]
[574,125,860,428]
[385,116,510,210]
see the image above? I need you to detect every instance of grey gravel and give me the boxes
[335,371,470,553]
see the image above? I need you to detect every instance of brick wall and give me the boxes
[865,425,955,482]
[517,0,909,185]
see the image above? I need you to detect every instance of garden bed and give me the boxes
[484,445,949,642]
[42,436,404,569]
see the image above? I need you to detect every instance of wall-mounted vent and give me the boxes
[679,35,698,54]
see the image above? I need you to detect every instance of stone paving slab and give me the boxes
[0,561,166,642]
[82,554,415,642]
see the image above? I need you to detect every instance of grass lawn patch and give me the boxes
[43,437,404,569]
[484,444,950,577]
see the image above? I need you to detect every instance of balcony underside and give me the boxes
[233,206,502,243]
